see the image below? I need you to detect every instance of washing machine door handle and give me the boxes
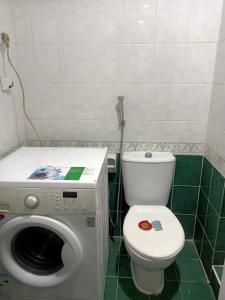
[61,242,82,272]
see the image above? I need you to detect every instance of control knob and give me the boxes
[24,195,39,209]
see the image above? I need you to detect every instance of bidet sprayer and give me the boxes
[1,32,10,49]
[116,96,126,127]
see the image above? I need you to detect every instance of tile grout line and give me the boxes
[192,238,210,284]
[193,155,204,240]
[199,165,214,257]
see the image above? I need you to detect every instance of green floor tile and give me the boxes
[200,235,213,278]
[119,255,132,277]
[150,281,181,300]
[179,282,215,300]
[165,263,178,281]
[104,277,117,300]
[177,241,198,260]
[120,239,128,256]
[175,259,207,282]
[109,237,121,255]
[107,255,119,276]
[117,278,148,300]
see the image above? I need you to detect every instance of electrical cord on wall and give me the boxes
[1,32,41,144]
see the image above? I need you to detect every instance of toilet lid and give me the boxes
[123,206,185,260]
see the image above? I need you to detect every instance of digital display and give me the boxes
[63,192,77,198]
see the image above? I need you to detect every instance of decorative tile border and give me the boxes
[0,140,205,163]
[204,145,225,178]
[25,140,204,155]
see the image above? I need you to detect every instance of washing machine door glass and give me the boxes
[0,216,83,287]
[11,226,64,275]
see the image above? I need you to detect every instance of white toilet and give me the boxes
[122,151,185,295]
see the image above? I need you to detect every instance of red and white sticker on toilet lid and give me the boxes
[138,220,152,231]
[138,220,163,231]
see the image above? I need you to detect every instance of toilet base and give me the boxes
[131,260,164,295]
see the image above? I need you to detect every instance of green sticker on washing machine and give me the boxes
[64,167,85,180]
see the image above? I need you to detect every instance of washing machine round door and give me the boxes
[0,215,83,287]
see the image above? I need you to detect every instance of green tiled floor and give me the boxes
[105,239,215,300]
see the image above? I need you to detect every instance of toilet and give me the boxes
[122,151,185,295]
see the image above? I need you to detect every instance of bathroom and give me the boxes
[0,0,225,299]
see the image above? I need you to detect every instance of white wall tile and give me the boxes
[209,85,225,130]
[67,120,119,141]
[151,121,206,143]
[5,0,223,146]
[153,44,186,83]
[122,84,154,121]
[61,84,94,120]
[10,0,32,45]
[61,0,93,44]
[188,0,223,42]
[35,46,63,83]
[122,45,154,83]
[0,0,25,156]
[24,84,41,119]
[206,123,225,160]
[124,120,152,142]
[176,84,211,121]
[214,40,225,84]
[0,0,14,42]
[0,92,18,141]
[92,84,122,120]
[26,119,69,140]
[94,45,123,83]
[93,0,123,43]
[30,0,60,44]
[123,0,156,43]
[219,1,225,42]
[184,43,217,83]
[63,46,93,83]
[156,0,189,43]
[15,46,36,83]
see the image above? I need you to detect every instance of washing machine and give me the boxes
[0,147,108,300]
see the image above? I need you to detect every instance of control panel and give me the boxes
[0,188,96,215]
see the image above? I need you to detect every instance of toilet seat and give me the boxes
[123,205,185,260]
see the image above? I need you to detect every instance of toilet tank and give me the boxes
[122,152,175,206]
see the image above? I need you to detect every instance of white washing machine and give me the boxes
[0,147,108,300]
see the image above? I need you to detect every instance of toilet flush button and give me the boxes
[138,220,152,231]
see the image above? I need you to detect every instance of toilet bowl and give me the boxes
[123,205,185,295]
[122,151,185,295]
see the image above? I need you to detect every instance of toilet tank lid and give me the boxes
[122,152,175,163]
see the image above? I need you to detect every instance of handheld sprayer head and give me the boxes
[1,32,10,49]
[116,96,126,127]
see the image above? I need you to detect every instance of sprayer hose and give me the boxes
[6,48,41,142]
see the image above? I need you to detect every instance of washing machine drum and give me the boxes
[0,216,83,287]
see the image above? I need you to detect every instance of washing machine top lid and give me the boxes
[123,205,185,260]
[0,147,107,188]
